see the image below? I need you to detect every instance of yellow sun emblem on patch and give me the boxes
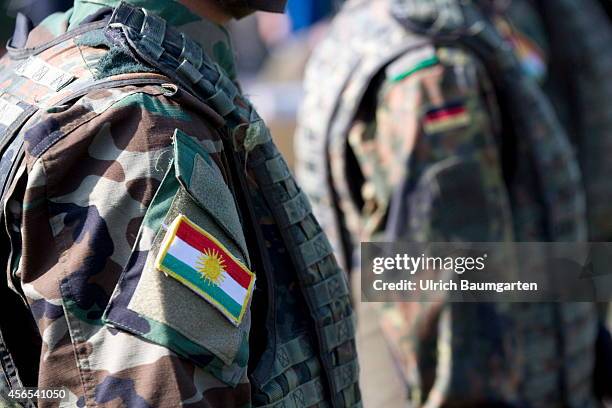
[196,248,226,285]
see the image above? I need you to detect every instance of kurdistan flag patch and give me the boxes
[155,214,255,326]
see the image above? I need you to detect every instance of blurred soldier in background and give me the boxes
[296,0,612,406]
[535,0,612,370]
[0,0,360,406]
[534,0,612,248]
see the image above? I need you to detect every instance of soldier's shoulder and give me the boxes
[23,82,224,164]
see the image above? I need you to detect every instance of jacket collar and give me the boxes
[69,0,237,78]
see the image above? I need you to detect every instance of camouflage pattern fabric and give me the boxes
[296,0,608,406]
[101,4,360,407]
[0,1,360,407]
[0,5,252,406]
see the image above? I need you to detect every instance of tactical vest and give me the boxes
[0,4,361,407]
[532,0,612,241]
[296,0,598,406]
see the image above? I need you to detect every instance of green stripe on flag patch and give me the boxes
[161,254,243,318]
[390,56,440,82]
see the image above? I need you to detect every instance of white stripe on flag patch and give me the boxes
[167,236,248,304]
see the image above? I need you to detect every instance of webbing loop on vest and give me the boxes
[261,356,322,404]
[276,192,312,229]
[341,384,361,407]
[269,335,315,380]
[249,154,292,187]
[209,74,239,117]
[179,34,203,70]
[260,377,326,408]
[176,59,203,84]
[297,232,334,270]
[139,10,166,60]
[331,360,359,392]
[265,155,292,184]
[305,273,349,308]
[206,88,234,117]
[321,315,355,351]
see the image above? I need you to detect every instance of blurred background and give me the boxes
[228,1,337,168]
[0,0,339,169]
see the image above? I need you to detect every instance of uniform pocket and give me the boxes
[103,129,252,386]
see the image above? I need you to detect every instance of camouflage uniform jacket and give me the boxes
[0,1,360,407]
[296,0,608,406]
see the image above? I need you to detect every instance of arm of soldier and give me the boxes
[15,85,251,406]
[368,47,518,405]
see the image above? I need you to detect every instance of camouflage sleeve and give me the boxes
[350,46,521,405]
[350,45,513,243]
[9,84,252,407]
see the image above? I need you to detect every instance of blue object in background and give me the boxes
[7,0,71,25]
[286,0,334,32]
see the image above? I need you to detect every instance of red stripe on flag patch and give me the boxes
[176,221,251,289]
[423,102,470,133]
[424,106,467,122]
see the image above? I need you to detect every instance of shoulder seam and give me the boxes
[28,87,166,159]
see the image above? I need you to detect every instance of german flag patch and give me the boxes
[423,102,470,134]
[155,215,255,326]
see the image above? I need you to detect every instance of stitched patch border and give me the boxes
[155,214,255,326]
